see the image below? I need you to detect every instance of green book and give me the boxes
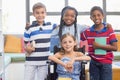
[95,37,106,55]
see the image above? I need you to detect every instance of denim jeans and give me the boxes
[89,59,112,80]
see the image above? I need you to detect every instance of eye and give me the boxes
[41,11,45,14]
[62,41,67,44]
[69,40,72,43]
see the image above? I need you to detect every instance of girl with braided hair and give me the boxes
[52,6,89,48]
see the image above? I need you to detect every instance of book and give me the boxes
[95,37,106,55]
[58,77,72,80]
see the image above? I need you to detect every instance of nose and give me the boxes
[66,42,69,46]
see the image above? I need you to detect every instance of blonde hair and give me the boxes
[60,33,78,54]
[32,2,46,12]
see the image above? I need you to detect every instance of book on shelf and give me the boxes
[95,37,106,55]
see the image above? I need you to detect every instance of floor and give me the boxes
[5,62,25,80]
[4,61,120,80]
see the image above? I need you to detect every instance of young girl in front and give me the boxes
[49,33,91,80]
[81,6,118,80]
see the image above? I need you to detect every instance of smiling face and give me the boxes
[33,7,46,25]
[90,10,104,25]
[62,9,76,26]
[61,35,76,53]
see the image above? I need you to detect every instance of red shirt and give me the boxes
[81,23,117,64]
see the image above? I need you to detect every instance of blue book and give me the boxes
[95,37,106,55]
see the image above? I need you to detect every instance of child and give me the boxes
[81,6,118,80]
[24,2,57,80]
[48,33,91,80]
[52,6,89,48]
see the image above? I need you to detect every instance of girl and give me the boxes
[52,6,88,48]
[49,33,91,80]
[81,6,117,80]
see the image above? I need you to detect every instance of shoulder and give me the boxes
[25,21,38,30]
[46,22,51,25]
[54,52,64,58]
[106,23,112,29]
[76,51,84,56]
[77,24,89,27]
[77,24,90,31]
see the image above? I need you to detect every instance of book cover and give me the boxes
[58,77,72,80]
[95,37,106,55]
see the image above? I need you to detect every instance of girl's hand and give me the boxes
[65,63,73,73]
[65,59,75,72]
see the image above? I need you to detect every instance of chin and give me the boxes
[65,24,73,26]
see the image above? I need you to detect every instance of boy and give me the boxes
[24,2,57,80]
[81,6,117,80]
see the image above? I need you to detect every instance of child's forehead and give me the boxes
[91,10,103,15]
[62,36,74,41]
[65,9,76,13]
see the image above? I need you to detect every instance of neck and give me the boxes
[94,23,104,31]
[65,50,74,54]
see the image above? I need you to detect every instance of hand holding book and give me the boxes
[94,37,106,55]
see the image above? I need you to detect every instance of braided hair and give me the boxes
[58,6,78,39]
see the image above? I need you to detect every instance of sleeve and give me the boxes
[109,28,118,44]
[24,29,30,44]
[81,31,87,41]
[51,24,59,36]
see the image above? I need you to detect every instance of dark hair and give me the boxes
[32,2,46,12]
[60,33,78,54]
[90,6,104,16]
[58,6,78,40]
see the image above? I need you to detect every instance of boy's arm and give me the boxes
[24,42,35,54]
[80,32,87,41]
[93,23,117,51]
[93,41,117,51]
[79,24,89,33]
[51,25,59,36]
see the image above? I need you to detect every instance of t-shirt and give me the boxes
[24,21,57,65]
[81,23,117,64]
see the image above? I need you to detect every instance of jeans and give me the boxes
[89,59,112,80]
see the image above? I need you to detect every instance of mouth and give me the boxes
[66,20,71,23]
[95,20,99,23]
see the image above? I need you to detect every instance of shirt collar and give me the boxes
[31,21,51,26]
[90,23,107,33]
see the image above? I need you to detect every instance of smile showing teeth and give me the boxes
[66,20,71,23]
[96,20,99,22]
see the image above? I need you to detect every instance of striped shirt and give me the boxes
[81,23,117,64]
[24,21,57,65]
